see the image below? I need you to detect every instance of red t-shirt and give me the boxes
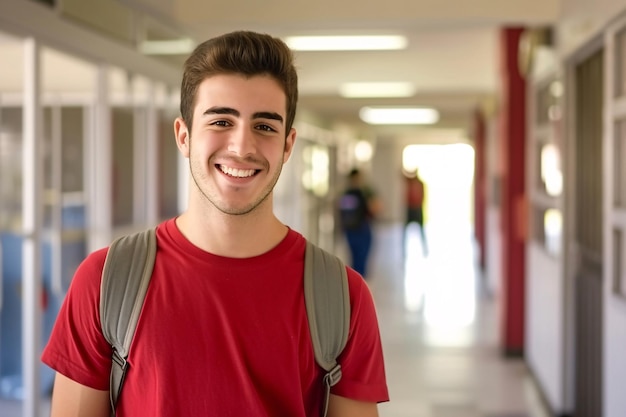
[406,177,424,207]
[42,219,389,416]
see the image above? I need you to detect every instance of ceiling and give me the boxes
[164,0,560,141]
[0,0,562,143]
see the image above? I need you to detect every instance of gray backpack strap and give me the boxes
[303,241,350,417]
[99,228,157,415]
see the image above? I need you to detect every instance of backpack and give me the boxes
[338,188,369,230]
[99,227,350,417]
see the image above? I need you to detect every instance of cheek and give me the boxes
[265,149,284,168]
[189,137,211,158]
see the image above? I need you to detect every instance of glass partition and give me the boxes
[530,77,563,256]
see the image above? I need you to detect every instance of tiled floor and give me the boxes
[366,221,550,417]
[0,221,550,417]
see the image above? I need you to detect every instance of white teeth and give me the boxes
[219,165,256,178]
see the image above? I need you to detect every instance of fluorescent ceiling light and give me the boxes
[359,107,440,125]
[340,82,416,98]
[284,35,407,51]
[140,38,195,55]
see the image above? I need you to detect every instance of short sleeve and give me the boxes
[332,268,389,403]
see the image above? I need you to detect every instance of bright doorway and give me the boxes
[402,143,475,233]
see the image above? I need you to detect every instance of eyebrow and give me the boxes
[203,107,239,117]
[202,107,283,124]
[253,112,284,124]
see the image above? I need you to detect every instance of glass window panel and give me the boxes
[616,119,626,208]
[533,78,563,198]
[615,27,626,98]
[531,205,562,256]
[158,109,179,219]
[535,80,562,125]
[42,107,54,228]
[112,107,134,226]
[535,141,544,190]
[532,205,546,247]
[61,107,84,194]
[541,143,563,197]
[536,83,552,125]
[0,107,24,231]
[544,208,562,256]
[614,228,624,296]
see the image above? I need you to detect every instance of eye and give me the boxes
[210,119,232,127]
[256,124,277,132]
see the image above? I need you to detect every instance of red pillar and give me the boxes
[473,108,487,270]
[499,27,526,356]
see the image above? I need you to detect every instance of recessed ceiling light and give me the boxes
[359,107,439,125]
[140,38,195,55]
[339,82,416,98]
[284,35,407,51]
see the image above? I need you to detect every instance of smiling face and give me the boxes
[175,73,296,216]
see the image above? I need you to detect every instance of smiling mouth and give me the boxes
[218,164,258,178]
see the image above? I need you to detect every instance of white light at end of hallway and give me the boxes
[284,35,407,51]
[339,82,416,98]
[360,107,439,125]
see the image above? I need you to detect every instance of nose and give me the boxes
[227,126,256,157]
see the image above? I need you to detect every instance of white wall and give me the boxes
[525,243,565,413]
[604,297,626,417]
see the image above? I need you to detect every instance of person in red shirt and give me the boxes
[42,31,389,417]
[404,168,428,256]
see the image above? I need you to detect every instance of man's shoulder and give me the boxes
[81,246,109,273]
[280,227,307,259]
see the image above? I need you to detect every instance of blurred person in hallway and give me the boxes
[403,167,428,256]
[41,31,388,417]
[339,168,382,278]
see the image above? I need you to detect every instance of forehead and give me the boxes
[194,74,287,114]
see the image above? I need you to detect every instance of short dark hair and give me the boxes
[180,31,299,135]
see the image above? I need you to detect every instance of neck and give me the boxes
[176,197,288,258]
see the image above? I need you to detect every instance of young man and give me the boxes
[42,31,389,416]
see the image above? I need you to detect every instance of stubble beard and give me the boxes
[188,140,284,216]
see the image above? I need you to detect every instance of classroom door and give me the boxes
[573,47,604,417]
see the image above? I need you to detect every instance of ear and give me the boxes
[174,117,190,158]
[283,127,297,163]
